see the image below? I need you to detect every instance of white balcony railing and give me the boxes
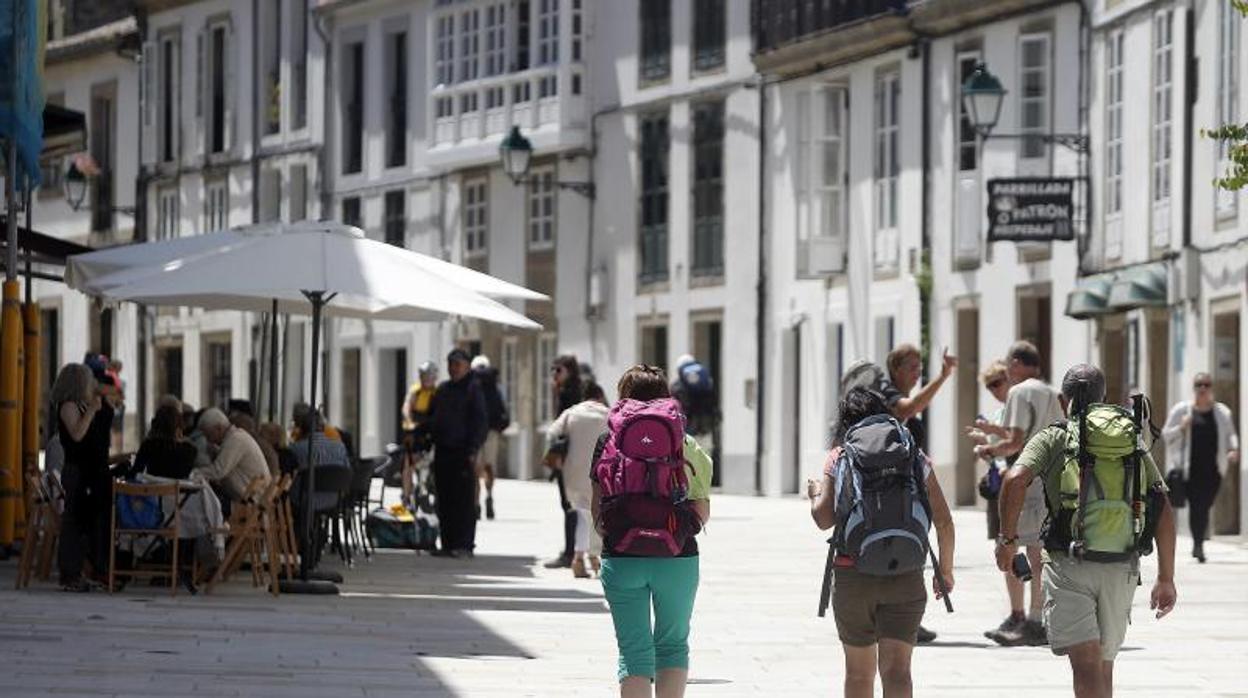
[430,65,586,148]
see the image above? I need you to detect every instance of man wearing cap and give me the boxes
[429,348,489,557]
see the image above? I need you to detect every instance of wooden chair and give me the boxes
[206,478,282,596]
[15,474,58,590]
[270,475,298,580]
[39,474,67,581]
[109,481,181,595]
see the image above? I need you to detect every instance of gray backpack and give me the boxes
[833,414,932,576]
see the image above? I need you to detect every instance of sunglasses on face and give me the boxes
[986,379,1006,390]
[1195,382,1212,389]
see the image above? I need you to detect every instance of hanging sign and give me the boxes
[986,178,1076,242]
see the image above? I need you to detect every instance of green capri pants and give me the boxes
[599,556,700,682]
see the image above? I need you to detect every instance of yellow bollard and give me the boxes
[0,280,23,547]
[20,302,39,541]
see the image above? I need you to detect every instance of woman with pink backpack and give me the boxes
[591,365,713,697]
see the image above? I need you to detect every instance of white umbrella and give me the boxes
[67,221,549,302]
[72,222,543,585]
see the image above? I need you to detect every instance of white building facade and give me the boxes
[29,4,143,445]
[137,0,327,425]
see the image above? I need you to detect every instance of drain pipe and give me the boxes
[754,78,769,496]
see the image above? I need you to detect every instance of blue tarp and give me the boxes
[0,0,46,189]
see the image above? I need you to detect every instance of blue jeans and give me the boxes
[600,556,700,682]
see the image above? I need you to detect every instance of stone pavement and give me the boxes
[1,478,1245,697]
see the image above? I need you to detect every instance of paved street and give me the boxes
[1,478,1245,697]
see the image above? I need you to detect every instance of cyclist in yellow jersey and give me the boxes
[400,361,439,507]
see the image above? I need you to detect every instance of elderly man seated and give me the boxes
[191,408,272,504]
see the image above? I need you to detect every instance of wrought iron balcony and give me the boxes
[753,0,910,54]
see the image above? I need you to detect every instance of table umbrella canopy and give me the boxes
[66,222,542,329]
[65,221,543,587]
[66,221,548,304]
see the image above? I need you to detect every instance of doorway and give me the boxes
[692,316,723,487]
[340,347,362,447]
[378,347,407,453]
[955,305,980,506]
[1147,312,1170,467]
[1213,308,1240,535]
[1016,286,1052,380]
[1100,317,1126,407]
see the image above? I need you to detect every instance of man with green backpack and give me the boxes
[997,364,1177,698]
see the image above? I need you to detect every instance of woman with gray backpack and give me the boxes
[807,387,955,698]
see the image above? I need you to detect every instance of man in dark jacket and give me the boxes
[471,355,509,520]
[430,348,488,557]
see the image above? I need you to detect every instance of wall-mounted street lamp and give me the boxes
[63,159,136,216]
[498,126,596,199]
[961,62,1088,153]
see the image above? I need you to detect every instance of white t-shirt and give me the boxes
[1002,378,1065,449]
[1002,377,1062,511]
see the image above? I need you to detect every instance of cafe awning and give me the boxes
[0,216,93,272]
[1107,261,1168,311]
[1065,272,1116,319]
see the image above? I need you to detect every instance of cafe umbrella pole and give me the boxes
[279,290,340,594]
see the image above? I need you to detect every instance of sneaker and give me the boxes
[984,614,1025,641]
[485,497,495,520]
[916,625,937,644]
[1022,619,1048,646]
[543,553,573,569]
[59,578,93,593]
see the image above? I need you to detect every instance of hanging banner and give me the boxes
[0,0,48,187]
[986,178,1076,242]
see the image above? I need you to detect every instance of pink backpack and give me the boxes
[594,398,694,556]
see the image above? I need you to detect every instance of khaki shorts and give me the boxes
[1043,555,1139,661]
[477,431,501,469]
[832,567,927,647]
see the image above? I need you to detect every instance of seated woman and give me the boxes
[133,404,198,480]
[258,421,299,476]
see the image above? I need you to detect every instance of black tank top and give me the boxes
[58,402,113,490]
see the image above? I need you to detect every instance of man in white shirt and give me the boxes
[974,340,1063,646]
[192,408,271,503]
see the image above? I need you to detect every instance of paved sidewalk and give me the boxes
[1,479,1245,697]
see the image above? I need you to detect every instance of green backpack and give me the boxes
[1045,403,1153,561]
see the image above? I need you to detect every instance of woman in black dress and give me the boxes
[52,364,114,591]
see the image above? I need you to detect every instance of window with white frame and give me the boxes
[957,53,981,172]
[571,0,583,62]
[1018,34,1051,162]
[501,337,518,421]
[157,187,179,240]
[796,84,847,255]
[292,0,308,129]
[157,32,180,163]
[513,0,531,71]
[1105,30,1124,217]
[435,15,455,86]
[874,69,900,232]
[341,40,364,175]
[204,178,228,231]
[205,22,231,155]
[1217,1,1239,215]
[464,178,488,257]
[385,30,408,169]
[537,0,559,65]
[384,190,406,247]
[460,8,479,82]
[1152,11,1173,206]
[484,3,507,76]
[528,165,556,250]
[260,0,281,135]
[535,333,556,423]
